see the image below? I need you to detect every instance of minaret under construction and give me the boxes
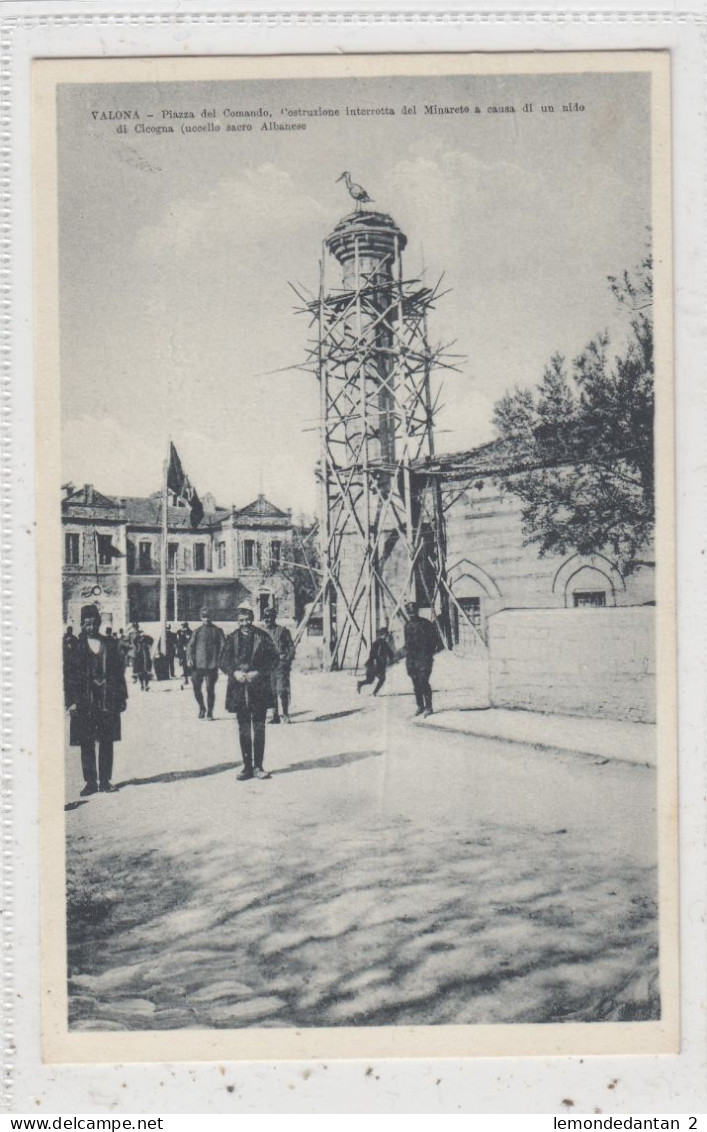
[304,201,449,670]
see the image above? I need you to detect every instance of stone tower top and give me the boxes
[325,210,407,272]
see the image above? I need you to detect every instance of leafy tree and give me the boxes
[493,251,653,575]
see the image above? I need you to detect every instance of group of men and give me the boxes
[62,599,440,797]
[100,622,194,688]
[62,603,297,793]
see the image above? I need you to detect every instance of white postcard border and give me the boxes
[3,5,706,1117]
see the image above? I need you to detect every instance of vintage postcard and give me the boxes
[34,51,676,1062]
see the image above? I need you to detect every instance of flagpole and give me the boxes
[159,443,169,649]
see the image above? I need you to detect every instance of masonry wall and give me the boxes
[439,478,655,640]
[488,607,656,722]
[62,520,128,630]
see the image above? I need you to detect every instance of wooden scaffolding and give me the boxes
[298,208,457,670]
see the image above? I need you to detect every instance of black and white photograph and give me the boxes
[34,51,677,1061]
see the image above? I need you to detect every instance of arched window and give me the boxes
[553,554,625,608]
[447,559,501,647]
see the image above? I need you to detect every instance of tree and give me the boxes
[492,251,653,575]
[264,516,322,621]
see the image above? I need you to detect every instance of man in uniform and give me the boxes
[262,607,296,723]
[63,603,128,796]
[187,606,225,719]
[403,601,440,717]
[220,604,279,780]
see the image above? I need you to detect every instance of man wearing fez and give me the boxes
[403,600,440,718]
[262,607,296,724]
[187,606,225,719]
[220,604,279,780]
[63,604,128,796]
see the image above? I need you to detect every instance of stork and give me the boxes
[336,171,374,210]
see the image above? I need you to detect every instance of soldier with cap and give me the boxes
[403,600,440,717]
[187,606,225,719]
[63,603,128,796]
[262,607,296,723]
[220,604,279,780]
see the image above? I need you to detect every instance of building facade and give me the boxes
[416,439,655,651]
[62,485,296,629]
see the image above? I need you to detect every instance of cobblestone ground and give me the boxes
[65,666,659,1031]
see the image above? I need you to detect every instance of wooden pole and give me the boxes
[159,449,169,649]
[397,233,416,608]
[354,234,375,661]
[318,248,334,666]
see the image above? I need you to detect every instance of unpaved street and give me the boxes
[65,665,659,1030]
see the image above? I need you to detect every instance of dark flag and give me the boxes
[167,442,204,528]
[105,537,124,558]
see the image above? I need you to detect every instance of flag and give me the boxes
[167,442,204,528]
[96,533,124,559]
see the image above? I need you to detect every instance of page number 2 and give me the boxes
[689,1120,698,1130]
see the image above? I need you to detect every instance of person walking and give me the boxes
[187,606,225,719]
[116,628,130,670]
[132,628,153,691]
[164,624,177,678]
[175,622,193,688]
[403,601,440,717]
[126,621,141,683]
[63,603,128,796]
[220,604,279,780]
[262,607,296,723]
[357,626,396,697]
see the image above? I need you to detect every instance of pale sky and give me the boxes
[58,69,651,516]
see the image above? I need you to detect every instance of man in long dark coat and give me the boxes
[262,607,296,723]
[126,621,141,682]
[403,601,440,717]
[164,624,177,678]
[132,628,153,691]
[220,605,279,780]
[63,603,128,796]
[175,622,193,687]
[116,628,130,669]
[187,606,225,719]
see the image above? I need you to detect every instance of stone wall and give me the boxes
[441,478,655,639]
[488,607,655,722]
